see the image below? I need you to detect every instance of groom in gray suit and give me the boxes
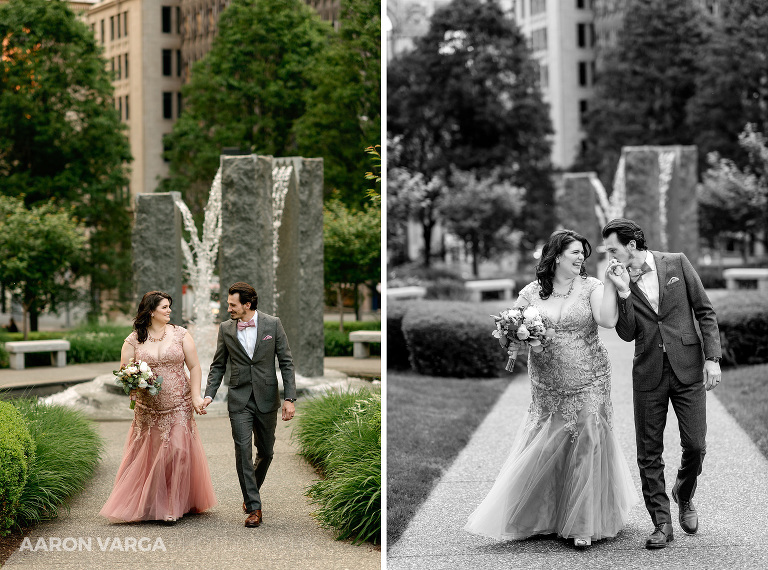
[201,281,297,527]
[603,219,721,550]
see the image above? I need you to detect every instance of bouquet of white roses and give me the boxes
[113,359,164,409]
[491,306,556,372]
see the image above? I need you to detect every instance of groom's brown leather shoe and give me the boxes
[243,502,248,514]
[245,509,262,527]
[672,483,699,534]
[645,522,673,549]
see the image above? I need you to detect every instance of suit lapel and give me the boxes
[251,311,264,362]
[654,251,667,310]
[226,320,250,359]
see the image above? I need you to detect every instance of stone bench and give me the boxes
[386,286,427,301]
[349,330,381,359]
[5,340,70,370]
[464,278,516,302]
[723,268,768,292]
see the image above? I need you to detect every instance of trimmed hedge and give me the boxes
[401,301,508,378]
[0,401,35,536]
[323,321,381,357]
[386,303,412,371]
[712,291,768,366]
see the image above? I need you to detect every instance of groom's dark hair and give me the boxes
[229,282,258,311]
[602,218,648,250]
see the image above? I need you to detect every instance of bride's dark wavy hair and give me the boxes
[535,229,592,300]
[134,291,174,344]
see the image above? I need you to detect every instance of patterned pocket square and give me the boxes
[667,277,680,285]
[262,335,273,340]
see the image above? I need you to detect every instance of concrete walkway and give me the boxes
[388,329,768,569]
[4,401,380,568]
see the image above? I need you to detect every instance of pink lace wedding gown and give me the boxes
[100,325,217,522]
[465,277,638,542]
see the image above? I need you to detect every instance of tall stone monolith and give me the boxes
[559,173,600,275]
[132,192,183,324]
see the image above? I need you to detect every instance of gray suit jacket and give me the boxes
[204,311,297,413]
[616,251,721,392]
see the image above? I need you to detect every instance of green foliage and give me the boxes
[401,301,507,377]
[388,0,555,247]
[0,323,132,368]
[0,0,133,316]
[160,0,332,218]
[323,321,380,357]
[0,401,34,536]
[0,196,86,338]
[712,291,768,366]
[11,399,103,527]
[579,0,709,186]
[295,0,381,207]
[295,389,381,544]
[425,279,471,301]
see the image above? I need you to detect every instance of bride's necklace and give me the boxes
[551,278,575,299]
[148,325,168,343]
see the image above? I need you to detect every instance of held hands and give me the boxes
[192,395,207,415]
[282,400,295,421]
[704,360,722,391]
[605,258,630,293]
[199,396,212,413]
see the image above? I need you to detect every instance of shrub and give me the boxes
[11,399,104,526]
[698,265,726,289]
[402,301,507,378]
[297,389,381,544]
[323,321,381,357]
[425,278,471,301]
[387,303,413,370]
[0,401,35,536]
[712,292,768,366]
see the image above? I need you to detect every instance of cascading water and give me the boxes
[271,163,293,307]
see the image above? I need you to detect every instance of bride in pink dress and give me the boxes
[100,291,217,522]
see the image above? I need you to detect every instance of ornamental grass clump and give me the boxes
[0,401,35,535]
[295,389,381,544]
[11,399,104,526]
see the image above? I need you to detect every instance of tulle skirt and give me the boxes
[100,415,217,523]
[465,405,638,541]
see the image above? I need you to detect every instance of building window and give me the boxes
[124,12,128,37]
[539,63,549,88]
[531,0,546,15]
[591,60,597,84]
[117,12,121,38]
[578,23,586,48]
[176,50,181,77]
[531,28,548,52]
[577,0,584,7]
[125,94,130,120]
[125,53,129,78]
[110,16,114,40]
[579,99,588,126]
[162,49,172,76]
[521,0,526,18]
[111,57,115,77]
[117,54,121,79]
[163,134,171,162]
[579,61,588,86]
[118,96,122,119]
[162,6,172,33]
[177,7,181,34]
[101,19,105,44]
[177,92,183,116]
[163,92,173,119]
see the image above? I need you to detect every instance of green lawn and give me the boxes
[714,363,768,459]
[387,372,513,546]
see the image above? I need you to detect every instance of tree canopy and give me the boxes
[0,0,133,318]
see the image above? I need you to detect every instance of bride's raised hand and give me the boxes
[605,258,629,291]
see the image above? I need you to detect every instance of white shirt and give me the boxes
[236,312,259,359]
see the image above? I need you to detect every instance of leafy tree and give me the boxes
[579,0,709,187]
[687,1,768,174]
[699,124,768,255]
[324,198,380,330]
[440,169,525,277]
[160,0,332,219]
[0,196,85,339]
[387,0,555,253]
[0,0,132,322]
[294,0,381,207]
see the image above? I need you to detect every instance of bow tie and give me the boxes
[629,262,653,283]
[237,318,255,331]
